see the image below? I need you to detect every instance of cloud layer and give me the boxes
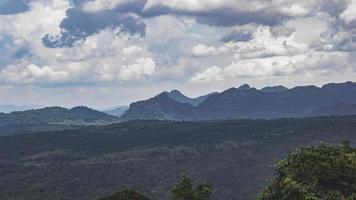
[0,0,355,107]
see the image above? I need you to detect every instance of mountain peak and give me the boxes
[260,86,289,93]
[238,84,251,91]
[170,89,183,94]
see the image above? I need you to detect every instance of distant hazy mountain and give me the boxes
[121,81,356,121]
[0,104,44,113]
[102,106,129,117]
[0,106,119,126]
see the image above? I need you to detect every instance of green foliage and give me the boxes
[0,106,118,127]
[171,175,213,200]
[1,116,356,200]
[258,142,356,200]
[98,188,151,200]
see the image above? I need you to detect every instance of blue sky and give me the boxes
[0,0,355,108]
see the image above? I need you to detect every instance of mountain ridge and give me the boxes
[163,89,218,106]
[121,81,356,121]
[0,106,119,127]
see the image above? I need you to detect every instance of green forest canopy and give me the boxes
[99,142,356,200]
[258,142,356,200]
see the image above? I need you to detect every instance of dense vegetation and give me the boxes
[171,175,213,200]
[0,106,119,135]
[98,175,213,200]
[98,188,151,200]
[98,143,356,200]
[0,106,118,125]
[1,116,356,199]
[258,142,356,200]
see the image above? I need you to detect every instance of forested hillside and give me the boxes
[0,106,119,135]
[96,143,356,200]
[0,116,356,199]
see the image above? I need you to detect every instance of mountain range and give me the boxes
[0,106,118,125]
[121,81,356,121]
[0,106,119,135]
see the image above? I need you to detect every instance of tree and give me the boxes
[171,175,213,200]
[97,188,151,200]
[258,142,356,200]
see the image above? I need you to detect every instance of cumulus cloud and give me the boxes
[0,0,161,85]
[340,1,356,27]
[1,63,71,83]
[0,0,356,105]
[190,66,223,83]
[74,0,353,34]
[1,33,157,84]
[310,0,356,52]
[192,44,228,57]
[0,4,158,85]
[192,26,306,59]
[119,57,156,80]
[47,0,348,49]
[191,51,350,83]
[190,25,351,83]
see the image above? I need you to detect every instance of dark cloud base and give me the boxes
[41,0,289,48]
[43,8,146,48]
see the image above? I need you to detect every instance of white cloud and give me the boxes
[1,63,70,83]
[340,0,356,26]
[0,28,158,84]
[190,66,223,83]
[192,26,306,59]
[190,25,351,82]
[0,0,68,42]
[0,0,356,107]
[0,0,159,84]
[82,0,129,13]
[119,57,156,80]
[191,51,350,82]
[192,44,228,57]
[123,46,143,55]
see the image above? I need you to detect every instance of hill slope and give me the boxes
[1,116,356,200]
[121,93,194,121]
[0,106,119,135]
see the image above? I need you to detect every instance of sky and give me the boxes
[0,0,356,108]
